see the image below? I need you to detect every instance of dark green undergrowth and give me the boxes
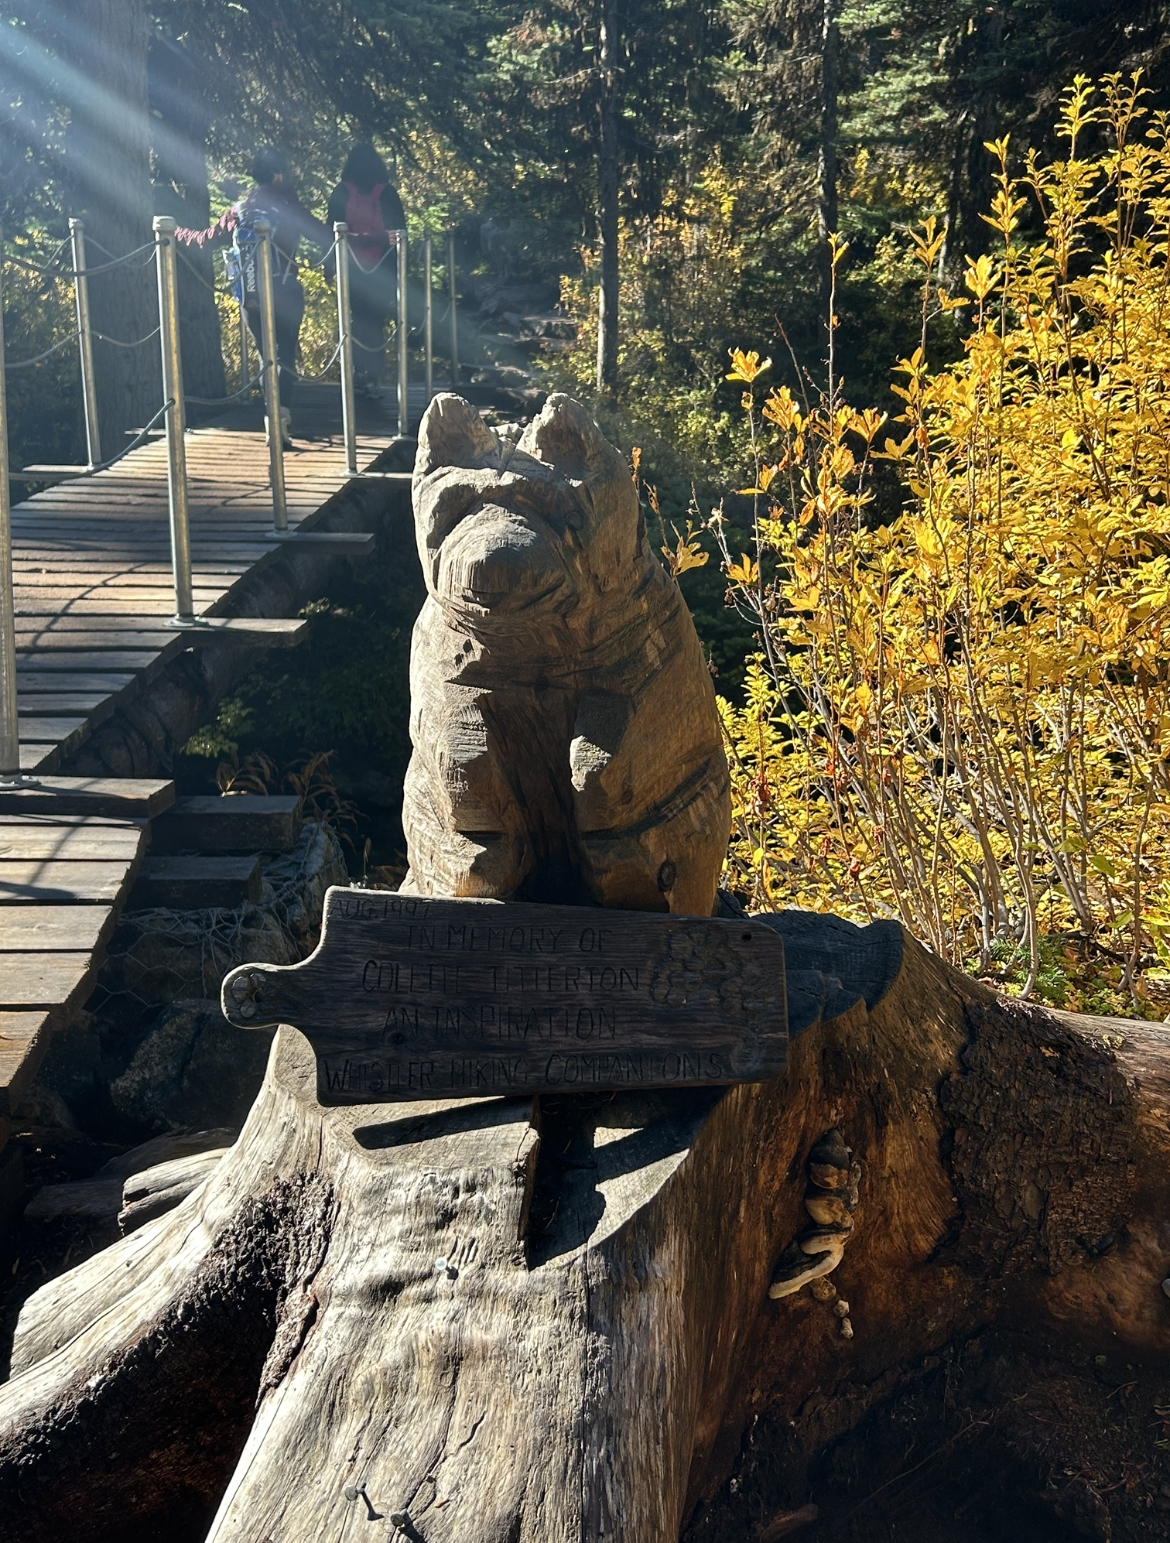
[176,507,425,870]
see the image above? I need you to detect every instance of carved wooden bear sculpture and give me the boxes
[401,392,731,913]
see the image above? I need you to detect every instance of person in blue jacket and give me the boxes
[178,147,329,444]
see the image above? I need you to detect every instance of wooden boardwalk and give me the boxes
[0,385,402,1148]
[11,398,397,772]
[0,805,155,1148]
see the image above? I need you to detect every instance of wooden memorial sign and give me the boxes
[221,886,787,1104]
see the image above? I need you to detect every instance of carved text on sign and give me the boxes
[221,888,787,1104]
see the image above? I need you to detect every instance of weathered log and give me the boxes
[2,914,1169,1542]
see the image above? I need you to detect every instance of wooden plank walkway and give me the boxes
[11,397,397,773]
[0,801,158,1150]
[0,385,403,1146]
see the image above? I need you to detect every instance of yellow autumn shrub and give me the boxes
[717,75,1170,1004]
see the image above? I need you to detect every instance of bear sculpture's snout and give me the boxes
[437,505,569,613]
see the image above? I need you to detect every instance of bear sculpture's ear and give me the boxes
[415,394,500,479]
[519,393,622,484]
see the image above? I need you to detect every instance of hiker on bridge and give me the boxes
[325,144,406,395]
[177,147,330,446]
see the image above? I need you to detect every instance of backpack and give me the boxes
[343,182,390,270]
[229,190,294,300]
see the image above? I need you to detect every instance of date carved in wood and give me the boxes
[221,887,788,1104]
[400,392,731,915]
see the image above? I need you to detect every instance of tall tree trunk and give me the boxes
[816,0,839,321]
[148,35,226,404]
[595,0,620,393]
[952,4,1005,261]
[58,0,161,452]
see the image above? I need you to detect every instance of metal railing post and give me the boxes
[447,229,458,388]
[152,216,195,626]
[69,218,102,468]
[333,222,358,476]
[424,232,433,401]
[253,218,288,532]
[237,282,250,393]
[0,240,21,781]
[396,229,409,438]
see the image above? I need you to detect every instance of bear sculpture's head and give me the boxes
[412,392,647,632]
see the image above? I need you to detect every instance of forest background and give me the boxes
[4,0,1170,1015]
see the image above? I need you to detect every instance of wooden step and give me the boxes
[178,617,309,647]
[271,531,375,552]
[0,955,98,1012]
[15,672,137,693]
[0,1011,53,1116]
[14,652,163,675]
[0,861,136,903]
[13,716,90,751]
[150,795,303,855]
[129,854,263,910]
[0,904,116,952]
[0,819,147,860]
[0,776,174,818]
[17,695,120,725]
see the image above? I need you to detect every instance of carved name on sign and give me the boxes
[220,887,787,1104]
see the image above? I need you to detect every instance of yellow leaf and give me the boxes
[660,519,710,579]
[726,348,772,385]
[738,465,778,496]
[727,554,760,586]
[879,433,915,461]
[763,388,798,431]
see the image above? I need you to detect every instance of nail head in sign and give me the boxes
[221,887,787,1104]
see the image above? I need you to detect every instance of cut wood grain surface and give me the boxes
[0,1011,52,1116]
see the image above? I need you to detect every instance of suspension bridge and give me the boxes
[0,215,457,1153]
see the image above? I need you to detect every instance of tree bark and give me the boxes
[148,34,227,404]
[3,910,1169,1542]
[58,0,162,450]
[595,0,620,393]
[947,3,1005,263]
[816,0,839,321]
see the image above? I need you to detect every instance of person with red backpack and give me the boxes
[326,144,406,393]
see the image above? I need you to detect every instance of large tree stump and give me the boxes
[2,915,1169,1542]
